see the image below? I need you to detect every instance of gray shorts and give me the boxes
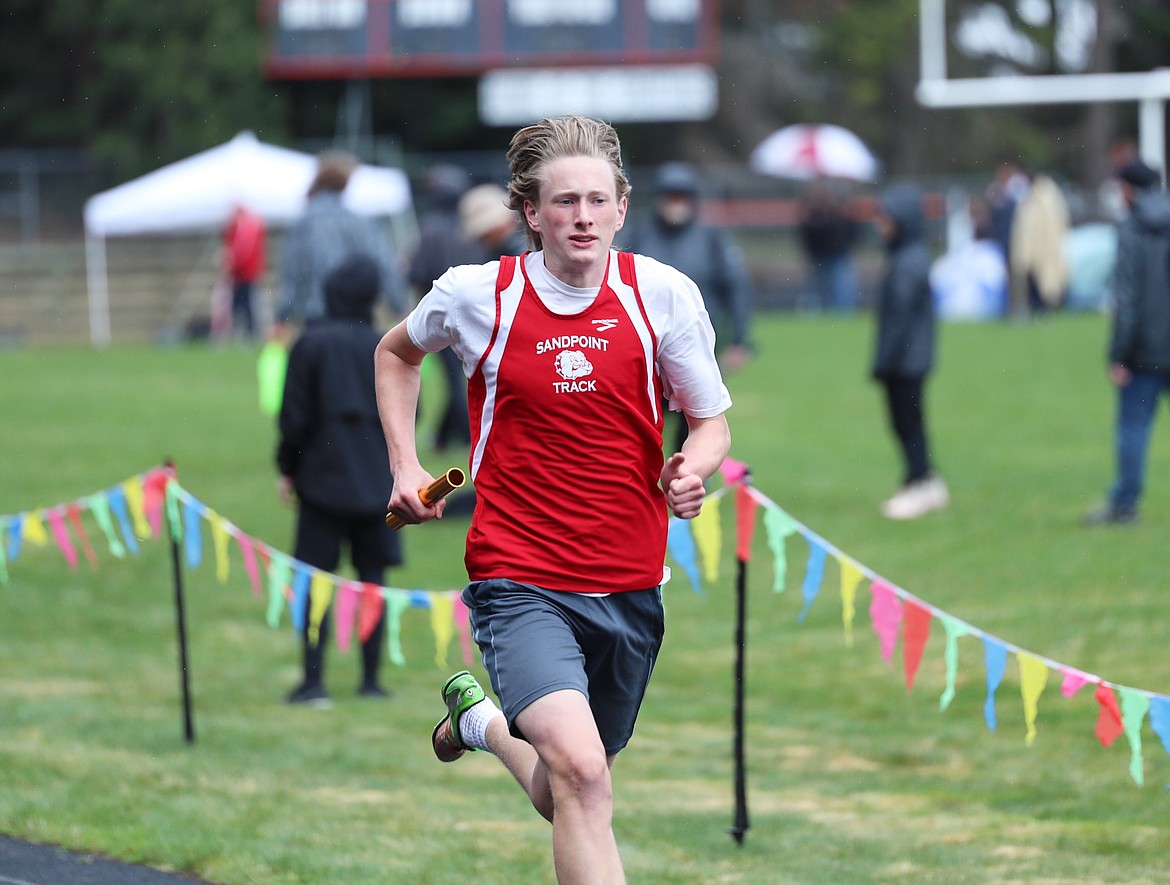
[462,578,665,756]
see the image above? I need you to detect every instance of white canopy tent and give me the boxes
[82,131,414,346]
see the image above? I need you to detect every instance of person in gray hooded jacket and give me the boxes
[623,162,754,450]
[623,162,754,370]
[277,151,407,331]
[871,184,949,520]
[1086,160,1170,525]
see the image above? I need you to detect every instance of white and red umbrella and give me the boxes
[749,123,880,182]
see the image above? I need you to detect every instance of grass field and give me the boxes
[2,312,1169,885]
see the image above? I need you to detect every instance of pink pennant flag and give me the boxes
[1060,667,1095,698]
[358,582,386,644]
[454,595,475,666]
[1094,684,1124,748]
[47,509,78,569]
[735,484,759,563]
[869,580,903,664]
[65,504,99,568]
[237,534,263,598]
[719,457,749,485]
[334,582,360,652]
[902,600,932,692]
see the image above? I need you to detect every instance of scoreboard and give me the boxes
[260,0,719,79]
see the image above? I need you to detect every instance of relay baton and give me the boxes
[384,467,466,530]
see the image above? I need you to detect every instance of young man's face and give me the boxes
[525,155,627,287]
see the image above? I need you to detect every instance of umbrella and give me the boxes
[750,124,880,182]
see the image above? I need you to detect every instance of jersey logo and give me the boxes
[554,350,593,380]
[552,350,597,393]
[591,318,619,332]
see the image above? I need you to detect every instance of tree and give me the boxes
[6,0,1168,192]
[0,0,290,183]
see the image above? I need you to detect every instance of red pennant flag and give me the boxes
[735,484,758,563]
[65,503,99,568]
[902,600,933,691]
[357,583,386,643]
[1094,684,1124,747]
[142,469,170,538]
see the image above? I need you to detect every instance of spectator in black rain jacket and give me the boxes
[276,253,402,706]
[871,183,949,521]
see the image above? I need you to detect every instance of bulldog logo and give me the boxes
[554,350,593,381]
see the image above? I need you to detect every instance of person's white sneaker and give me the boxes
[880,475,949,520]
[919,475,949,512]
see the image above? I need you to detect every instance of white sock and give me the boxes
[459,696,503,752]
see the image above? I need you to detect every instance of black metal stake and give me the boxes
[166,467,196,744]
[730,552,749,845]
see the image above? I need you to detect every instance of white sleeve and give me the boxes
[633,254,733,418]
[405,262,501,374]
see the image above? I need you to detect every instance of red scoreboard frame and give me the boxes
[260,0,720,79]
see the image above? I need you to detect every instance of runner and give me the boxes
[374,115,732,884]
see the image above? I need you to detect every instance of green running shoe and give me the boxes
[432,670,486,762]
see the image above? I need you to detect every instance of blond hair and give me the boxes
[506,116,631,249]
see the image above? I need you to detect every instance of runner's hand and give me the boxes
[661,453,705,519]
[387,465,446,525]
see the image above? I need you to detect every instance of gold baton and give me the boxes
[385,467,466,530]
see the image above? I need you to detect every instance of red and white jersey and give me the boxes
[408,250,731,593]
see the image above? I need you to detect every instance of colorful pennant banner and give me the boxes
[662,460,1170,788]
[0,468,471,671]
[6,463,1170,786]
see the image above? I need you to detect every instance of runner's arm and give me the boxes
[661,412,731,519]
[374,321,443,523]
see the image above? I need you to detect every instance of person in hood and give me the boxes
[276,253,402,705]
[1085,160,1170,525]
[623,162,754,371]
[871,184,949,520]
[623,162,754,450]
